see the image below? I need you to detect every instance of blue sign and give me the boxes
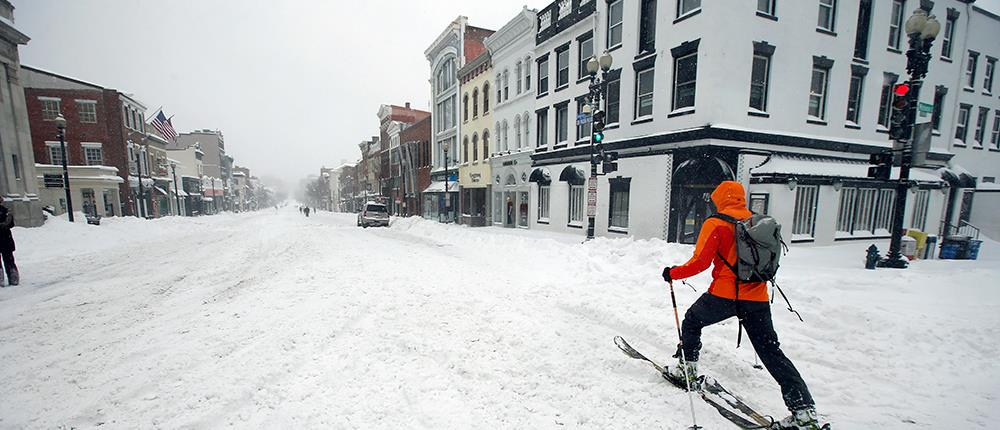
[576,113,592,125]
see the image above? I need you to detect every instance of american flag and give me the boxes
[151,110,178,141]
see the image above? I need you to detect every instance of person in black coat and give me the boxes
[0,196,19,286]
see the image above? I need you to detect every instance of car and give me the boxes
[357,201,389,227]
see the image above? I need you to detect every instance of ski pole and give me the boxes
[668,280,702,430]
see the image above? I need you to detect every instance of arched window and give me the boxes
[463,136,469,164]
[514,115,522,150]
[463,93,469,122]
[482,130,490,158]
[483,82,490,113]
[523,111,531,145]
[525,56,532,91]
[502,120,509,150]
[503,70,510,101]
[472,133,479,161]
[515,61,523,94]
[436,57,456,94]
[496,74,502,103]
[495,122,502,151]
[472,89,479,117]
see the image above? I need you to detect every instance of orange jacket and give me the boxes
[668,181,769,302]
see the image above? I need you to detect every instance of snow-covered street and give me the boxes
[1,209,998,429]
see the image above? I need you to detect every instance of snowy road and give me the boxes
[1,208,998,429]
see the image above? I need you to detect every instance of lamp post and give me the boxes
[171,162,182,216]
[585,51,614,240]
[882,5,940,269]
[443,143,451,223]
[322,172,331,211]
[54,115,75,222]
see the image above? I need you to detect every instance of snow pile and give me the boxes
[0,209,997,428]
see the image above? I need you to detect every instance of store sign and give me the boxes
[43,174,63,188]
[586,177,597,217]
[502,160,518,166]
[470,173,481,183]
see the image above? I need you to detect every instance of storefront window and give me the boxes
[518,191,529,227]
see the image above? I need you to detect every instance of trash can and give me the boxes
[965,240,983,260]
[901,235,918,260]
[939,236,970,259]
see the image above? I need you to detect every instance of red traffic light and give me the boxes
[893,83,910,97]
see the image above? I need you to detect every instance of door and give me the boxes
[81,188,97,216]
[669,155,736,244]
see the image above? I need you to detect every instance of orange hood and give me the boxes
[711,181,752,220]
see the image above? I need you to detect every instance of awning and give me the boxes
[529,168,552,185]
[752,155,944,183]
[174,189,189,197]
[153,186,168,196]
[559,166,587,185]
[422,181,458,193]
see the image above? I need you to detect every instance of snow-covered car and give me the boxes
[357,202,389,227]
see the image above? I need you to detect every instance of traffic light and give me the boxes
[592,110,606,143]
[888,83,911,141]
[867,152,892,180]
[601,149,619,174]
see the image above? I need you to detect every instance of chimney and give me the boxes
[405,102,411,109]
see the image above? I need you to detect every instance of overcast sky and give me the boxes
[13,0,999,189]
[13,0,540,188]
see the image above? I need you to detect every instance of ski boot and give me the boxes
[661,359,700,391]
[774,406,830,430]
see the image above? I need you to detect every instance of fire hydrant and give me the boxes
[865,244,880,270]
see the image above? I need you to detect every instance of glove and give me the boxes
[662,266,674,283]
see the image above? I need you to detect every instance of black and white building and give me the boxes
[525,0,1000,244]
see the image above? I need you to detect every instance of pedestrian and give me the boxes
[0,196,19,287]
[661,181,821,430]
[304,207,310,217]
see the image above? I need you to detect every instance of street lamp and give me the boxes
[881,5,940,269]
[54,115,74,222]
[443,143,451,223]
[585,51,614,240]
[171,162,182,216]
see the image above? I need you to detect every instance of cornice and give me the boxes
[485,7,538,55]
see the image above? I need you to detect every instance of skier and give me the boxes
[0,196,19,287]
[661,181,821,430]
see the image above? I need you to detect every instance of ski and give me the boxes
[614,336,777,429]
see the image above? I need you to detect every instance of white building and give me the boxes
[526,0,999,245]
[486,6,539,229]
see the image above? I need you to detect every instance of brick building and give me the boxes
[378,102,430,215]
[399,115,432,216]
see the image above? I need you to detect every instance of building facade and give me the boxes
[399,116,432,217]
[378,103,430,216]
[486,6,539,229]
[176,130,228,212]
[424,16,494,222]
[0,1,43,226]
[458,51,493,226]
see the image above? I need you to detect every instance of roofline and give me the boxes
[424,15,467,59]
[21,64,107,91]
[972,4,1000,21]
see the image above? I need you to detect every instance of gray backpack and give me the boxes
[710,213,786,283]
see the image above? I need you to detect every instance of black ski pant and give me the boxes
[680,293,814,411]
[0,250,17,286]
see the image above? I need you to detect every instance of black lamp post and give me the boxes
[443,143,451,223]
[54,115,74,222]
[585,51,614,240]
[171,162,182,216]
[882,5,941,269]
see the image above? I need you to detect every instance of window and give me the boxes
[966,52,979,89]
[556,103,569,144]
[502,121,509,151]
[877,74,898,128]
[48,143,65,165]
[749,49,772,112]
[931,86,947,132]
[516,61,523,94]
[888,0,905,50]
[818,0,836,32]
[473,89,479,117]
[942,13,957,59]
[436,58,455,94]
[483,82,490,113]
[483,130,490,157]
[673,48,698,110]
[609,178,630,230]
[503,70,510,100]
[523,112,531,146]
[41,98,61,120]
[77,101,97,123]
[494,192,503,223]
[636,67,655,118]
[537,109,548,147]
[873,189,895,232]
[497,75,503,101]
[472,134,479,161]
[463,93,469,122]
[556,47,570,88]
[640,0,657,54]
[792,185,819,238]
[808,65,830,120]
[757,0,775,16]
[569,184,584,224]
[955,104,970,143]
[984,58,995,94]
[974,107,989,146]
[436,96,455,132]
[579,34,594,79]
[992,110,1000,149]
[835,188,857,233]
[577,99,591,140]
[83,144,103,166]
[606,73,621,124]
[11,154,21,180]
[519,191,529,227]
[677,0,698,18]
[514,115,522,149]
[911,189,930,231]
[608,0,623,49]
[853,0,873,60]
[538,185,551,221]
[525,57,532,91]
[846,66,867,124]
[538,57,549,94]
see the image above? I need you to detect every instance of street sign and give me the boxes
[587,177,597,217]
[576,113,592,125]
[43,174,63,188]
[911,122,933,166]
[918,102,934,116]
